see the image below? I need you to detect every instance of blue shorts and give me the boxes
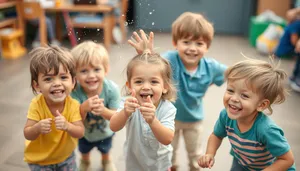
[78,136,113,154]
[28,152,76,171]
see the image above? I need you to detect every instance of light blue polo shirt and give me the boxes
[163,51,227,122]
[71,79,121,142]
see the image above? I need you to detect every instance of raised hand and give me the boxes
[198,154,215,169]
[91,98,105,116]
[124,89,139,117]
[54,110,69,131]
[140,96,156,124]
[128,29,154,55]
[38,118,52,134]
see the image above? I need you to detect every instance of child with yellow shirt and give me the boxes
[23,46,85,170]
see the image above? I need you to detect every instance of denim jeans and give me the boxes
[29,16,56,41]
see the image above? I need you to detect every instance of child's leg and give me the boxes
[96,136,117,171]
[182,120,203,171]
[171,120,181,171]
[45,16,56,42]
[57,152,77,171]
[230,158,247,171]
[78,137,95,170]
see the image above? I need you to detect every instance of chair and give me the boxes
[117,0,128,42]
[17,1,47,46]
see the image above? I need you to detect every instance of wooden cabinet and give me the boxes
[257,0,292,18]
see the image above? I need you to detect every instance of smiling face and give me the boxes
[33,64,75,105]
[127,63,168,107]
[223,79,269,123]
[76,61,106,95]
[174,37,208,70]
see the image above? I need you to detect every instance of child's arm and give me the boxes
[54,110,84,138]
[290,33,299,46]
[24,118,52,140]
[128,29,154,55]
[262,150,294,171]
[110,90,139,132]
[79,95,102,120]
[140,96,174,145]
[198,133,223,169]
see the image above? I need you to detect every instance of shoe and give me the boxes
[290,81,300,92]
[112,26,122,44]
[51,39,61,46]
[289,76,296,85]
[102,160,117,171]
[32,41,40,48]
[79,159,91,171]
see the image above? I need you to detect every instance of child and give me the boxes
[110,47,177,170]
[70,41,120,171]
[23,46,85,170]
[198,58,296,170]
[129,12,227,171]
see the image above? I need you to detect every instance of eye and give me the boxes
[80,69,87,73]
[226,88,234,93]
[151,80,159,84]
[197,42,204,46]
[241,94,249,99]
[94,68,101,72]
[43,77,52,82]
[183,40,190,44]
[134,80,142,84]
[61,75,69,80]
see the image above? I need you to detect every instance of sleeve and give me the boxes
[27,100,41,121]
[107,82,121,110]
[211,59,227,86]
[262,125,291,157]
[159,105,176,131]
[70,90,81,103]
[213,109,228,138]
[70,99,82,122]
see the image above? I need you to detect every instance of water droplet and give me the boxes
[149,12,152,15]
[152,22,155,25]
[97,28,100,31]
[148,3,150,6]
[124,22,128,26]
[122,14,124,17]
[78,38,81,40]
[153,9,155,12]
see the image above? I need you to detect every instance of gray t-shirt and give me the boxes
[71,79,120,142]
[118,99,176,171]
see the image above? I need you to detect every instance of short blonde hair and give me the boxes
[29,46,76,94]
[71,41,109,72]
[172,12,214,47]
[225,57,287,114]
[125,52,177,102]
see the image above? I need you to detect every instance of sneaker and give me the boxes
[102,160,117,171]
[290,80,300,92]
[51,39,61,46]
[79,159,91,171]
[32,41,40,48]
[112,26,122,44]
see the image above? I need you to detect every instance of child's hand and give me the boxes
[91,98,105,116]
[85,95,101,112]
[124,89,139,117]
[140,96,156,125]
[128,29,154,55]
[198,154,215,169]
[54,110,69,131]
[38,118,52,134]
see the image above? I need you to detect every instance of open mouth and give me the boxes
[86,80,98,85]
[140,94,153,100]
[228,104,242,113]
[50,89,65,96]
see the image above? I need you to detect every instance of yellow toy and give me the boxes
[0,28,27,59]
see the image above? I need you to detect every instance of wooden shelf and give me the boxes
[0,18,16,28]
[0,1,17,9]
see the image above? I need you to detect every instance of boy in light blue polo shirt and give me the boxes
[163,12,227,171]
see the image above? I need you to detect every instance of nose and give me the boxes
[231,94,239,103]
[189,43,196,51]
[88,70,95,77]
[53,78,62,87]
[142,82,151,90]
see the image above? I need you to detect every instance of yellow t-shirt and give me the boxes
[24,94,82,165]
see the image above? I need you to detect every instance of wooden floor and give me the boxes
[0,33,299,171]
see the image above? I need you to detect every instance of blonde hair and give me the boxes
[29,46,76,94]
[225,57,287,114]
[125,52,177,102]
[71,41,109,72]
[172,12,214,47]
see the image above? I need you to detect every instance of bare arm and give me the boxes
[24,118,52,140]
[262,150,294,171]
[110,109,129,132]
[79,101,89,120]
[206,133,223,156]
[66,120,85,138]
[24,119,41,140]
[287,7,300,23]
[290,33,298,46]
[149,118,174,145]
[100,108,117,120]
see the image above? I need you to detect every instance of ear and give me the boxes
[126,81,131,89]
[172,40,177,48]
[72,77,76,89]
[33,80,40,93]
[257,99,270,112]
[162,87,168,94]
